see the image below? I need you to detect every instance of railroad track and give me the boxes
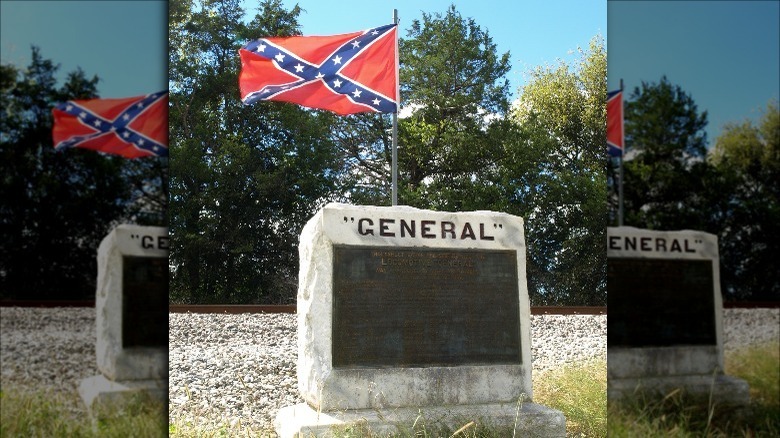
[3,301,777,313]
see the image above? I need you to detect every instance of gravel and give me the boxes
[0,307,98,394]
[1,307,777,432]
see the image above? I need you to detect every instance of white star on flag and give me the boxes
[238,23,398,115]
[52,90,168,158]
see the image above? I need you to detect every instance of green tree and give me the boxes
[338,12,607,304]
[329,6,513,208]
[621,76,713,231]
[506,36,607,305]
[710,100,779,301]
[168,1,608,306]
[396,5,512,210]
[0,48,163,300]
[168,0,341,303]
[621,77,778,301]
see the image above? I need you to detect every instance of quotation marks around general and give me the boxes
[129,233,170,251]
[342,215,503,241]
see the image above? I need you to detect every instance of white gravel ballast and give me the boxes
[1,307,777,432]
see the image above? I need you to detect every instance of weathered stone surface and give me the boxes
[78,374,166,409]
[275,401,566,438]
[607,374,750,408]
[607,227,749,408]
[279,203,565,436]
[93,224,168,381]
[296,203,533,411]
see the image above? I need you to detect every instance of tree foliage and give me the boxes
[169,1,608,305]
[709,101,779,300]
[0,48,166,300]
[506,36,607,305]
[621,76,712,230]
[618,76,778,302]
[397,6,511,209]
[168,0,341,304]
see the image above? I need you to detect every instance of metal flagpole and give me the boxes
[391,9,399,206]
[618,78,624,226]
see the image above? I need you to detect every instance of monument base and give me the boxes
[609,374,750,409]
[275,402,566,438]
[78,374,166,411]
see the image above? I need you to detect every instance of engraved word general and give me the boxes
[356,218,496,240]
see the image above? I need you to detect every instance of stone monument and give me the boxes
[78,224,168,410]
[275,203,565,437]
[607,226,749,408]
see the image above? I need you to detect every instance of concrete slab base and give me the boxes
[609,374,750,409]
[78,374,167,411]
[275,401,566,438]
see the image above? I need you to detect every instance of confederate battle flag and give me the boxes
[52,91,168,158]
[607,89,623,157]
[239,24,398,115]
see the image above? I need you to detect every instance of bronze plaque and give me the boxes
[332,246,521,368]
[122,256,168,348]
[608,258,716,347]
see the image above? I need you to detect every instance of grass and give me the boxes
[0,385,167,438]
[607,341,780,437]
[534,358,608,437]
[168,420,273,437]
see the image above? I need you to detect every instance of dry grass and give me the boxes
[534,358,607,437]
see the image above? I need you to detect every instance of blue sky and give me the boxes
[1,0,605,101]
[3,0,774,147]
[240,0,607,100]
[608,0,780,146]
[1,0,167,98]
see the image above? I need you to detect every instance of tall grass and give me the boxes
[607,341,780,437]
[534,358,608,437]
[0,385,167,438]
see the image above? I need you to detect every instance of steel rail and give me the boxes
[3,301,777,312]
